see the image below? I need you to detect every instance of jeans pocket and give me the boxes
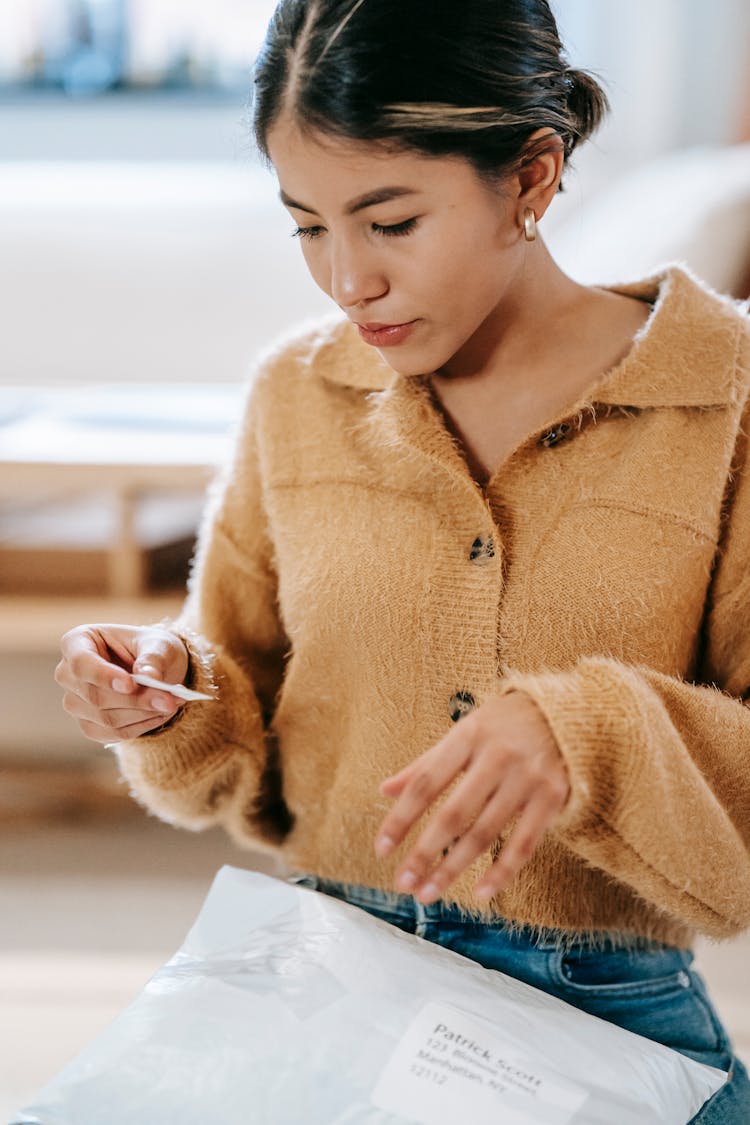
[551,944,692,998]
[548,945,727,1054]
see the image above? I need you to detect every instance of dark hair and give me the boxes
[252,0,609,190]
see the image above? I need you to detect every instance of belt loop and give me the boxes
[414,899,428,938]
[287,873,318,889]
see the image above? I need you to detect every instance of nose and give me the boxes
[328,234,389,310]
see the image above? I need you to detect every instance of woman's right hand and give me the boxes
[55,623,190,743]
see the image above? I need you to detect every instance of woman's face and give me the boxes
[267,114,530,379]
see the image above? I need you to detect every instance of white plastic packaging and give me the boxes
[12,866,727,1125]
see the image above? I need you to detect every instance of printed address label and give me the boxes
[371,1001,589,1125]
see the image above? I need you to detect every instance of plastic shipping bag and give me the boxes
[13,866,727,1125]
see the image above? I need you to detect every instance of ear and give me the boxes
[514,127,565,225]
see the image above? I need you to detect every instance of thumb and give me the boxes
[132,627,188,684]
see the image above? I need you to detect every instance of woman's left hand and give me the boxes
[374,692,570,903]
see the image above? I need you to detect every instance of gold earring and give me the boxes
[524,208,537,242]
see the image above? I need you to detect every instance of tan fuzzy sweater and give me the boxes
[116,265,750,950]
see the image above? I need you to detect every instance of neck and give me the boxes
[434,239,585,389]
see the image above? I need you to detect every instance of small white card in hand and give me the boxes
[132,673,214,703]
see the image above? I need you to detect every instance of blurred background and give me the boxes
[1,0,749,1117]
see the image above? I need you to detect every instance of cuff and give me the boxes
[114,627,263,789]
[493,657,646,835]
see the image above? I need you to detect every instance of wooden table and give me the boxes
[0,385,240,652]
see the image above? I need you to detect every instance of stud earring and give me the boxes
[524,208,537,242]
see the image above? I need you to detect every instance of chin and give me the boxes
[376,341,454,379]
[377,353,427,377]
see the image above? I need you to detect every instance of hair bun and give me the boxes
[564,67,610,150]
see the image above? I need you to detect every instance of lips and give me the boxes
[356,320,419,347]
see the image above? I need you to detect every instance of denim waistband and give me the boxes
[287,873,676,953]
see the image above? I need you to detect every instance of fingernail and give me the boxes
[112,678,131,694]
[475,884,494,900]
[137,665,158,677]
[152,695,174,712]
[396,870,417,892]
[418,882,440,903]
[374,835,394,858]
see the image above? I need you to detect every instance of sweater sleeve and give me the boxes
[113,369,292,852]
[495,402,750,939]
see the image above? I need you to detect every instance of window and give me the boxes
[0,0,277,95]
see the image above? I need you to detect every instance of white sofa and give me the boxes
[548,143,750,299]
[0,160,331,387]
[2,144,749,389]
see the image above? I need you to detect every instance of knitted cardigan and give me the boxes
[115,264,750,950]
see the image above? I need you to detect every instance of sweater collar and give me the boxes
[312,263,745,409]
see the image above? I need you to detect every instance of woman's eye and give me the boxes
[291,225,325,240]
[291,218,420,241]
[372,218,419,237]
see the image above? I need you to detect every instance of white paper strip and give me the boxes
[131,673,214,702]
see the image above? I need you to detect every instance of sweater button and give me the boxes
[469,536,495,564]
[449,692,476,722]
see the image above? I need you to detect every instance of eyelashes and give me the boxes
[291,217,419,241]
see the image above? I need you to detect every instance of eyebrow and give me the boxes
[279,186,419,216]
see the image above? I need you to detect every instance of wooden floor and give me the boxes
[1,803,748,1120]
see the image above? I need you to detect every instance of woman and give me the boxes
[56,1,750,1117]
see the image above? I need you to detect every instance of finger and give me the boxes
[62,691,180,728]
[409,775,530,903]
[78,712,178,745]
[59,629,136,696]
[379,761,418,796]
[130,686,186,714]
[392,766,502,892]
[374,729,473,862]
[57,671,179,715]
[475,788,564,901]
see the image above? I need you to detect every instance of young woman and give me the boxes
[56,1,750,1117]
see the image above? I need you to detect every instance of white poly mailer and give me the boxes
[12,866,727,1125]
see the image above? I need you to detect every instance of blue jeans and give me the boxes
[291,875,750,1124]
